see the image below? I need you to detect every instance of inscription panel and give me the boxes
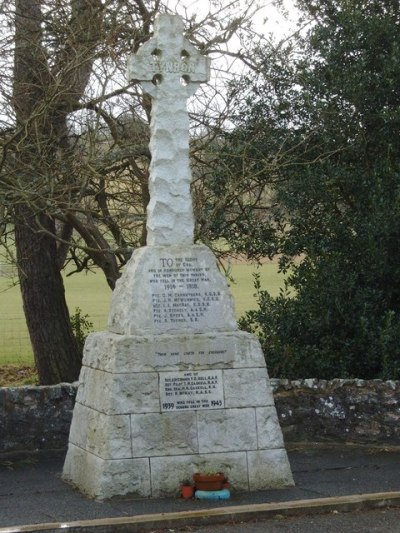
[148,60,197,74]
[160,370,224,412]
[108,244,237,336]
[149,255,221,328]
[154,345,228,366]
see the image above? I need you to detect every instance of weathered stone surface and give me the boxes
[223,368,274,408]
[247,449,294,490]
[130,411,198,457]
[256,406,284,449]
[0,383,76,453]
[4,380,400,455]
[76,367,160,415]
[197,408,257,453]
[150,452,249,496]
[68,403,131,459]
[126,14,210,246]
[108,245,237,336]
[84,330,265,373]
[273,379,400,444]
[62,14,290,499]
[63,443,151,499]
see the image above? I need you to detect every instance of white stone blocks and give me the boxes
[150,452,249,497]
[108,245,237,336]
[126,15,210,246]
[76,367,160,415]
[68,403,131,459]
[247,449,294,490]
[63,444,294,499]
[65,323,294,497]
[63,13,292,501]
[83,330,265,374]
[256,406,285,449]
[130,411,198,457]
[63,444,151,499]
[223,368,274,408]
[64,324,294,498]
[197,408,257,453]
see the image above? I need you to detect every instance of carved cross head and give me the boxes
[127,14,210,98]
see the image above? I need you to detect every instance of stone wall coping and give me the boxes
[270,378,400,392]
[2,378,400,393]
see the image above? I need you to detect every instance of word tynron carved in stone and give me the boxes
[127,15,210,246]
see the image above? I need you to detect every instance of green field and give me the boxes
[0,262,284,366]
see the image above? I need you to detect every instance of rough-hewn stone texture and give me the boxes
[256,406,285,449]
[0,383,76,453]
[272,378,400,445]
[149,451,249,496]
[63,444,151,499]
[197,408,258,453]
[68,403,132,459]
[247,449,294,490]
[61,13,291,499]
[126,14,210,247]
[130,411,198,456]
[107,245,237,336]
[83,330,266,372]
[223,368,274,408]
[63,325,292,498]
[76,366,160,415]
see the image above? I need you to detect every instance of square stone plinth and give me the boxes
[248,449,294,490]
[150,452,250,496]
[63,444,151,499]
[130,411,198,457]
[63,301,293,498]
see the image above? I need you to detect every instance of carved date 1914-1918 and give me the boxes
[149,256,221,326]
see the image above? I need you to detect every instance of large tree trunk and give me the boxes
[15,208,82,384]
[12,0,103,384]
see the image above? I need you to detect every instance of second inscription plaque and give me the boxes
[160,370,224,412]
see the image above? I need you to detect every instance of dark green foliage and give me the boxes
[236,0,400,378]
[69,307,93,353]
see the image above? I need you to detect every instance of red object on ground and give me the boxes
[193,472,225,491]
[180,485,195,499]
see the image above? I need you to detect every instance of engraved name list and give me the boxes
[149,256,221,326]
[160,370,224,411]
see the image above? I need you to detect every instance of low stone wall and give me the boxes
[0,383,76,454]
[1,379,400,454]
[272,378,400,445]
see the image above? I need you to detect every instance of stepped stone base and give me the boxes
[63,245,293,499]
[63,330,293,499]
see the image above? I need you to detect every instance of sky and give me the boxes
[170,0,299,40]
[0,1,300,132]
[167,0,300,122]
[167,0,300,87]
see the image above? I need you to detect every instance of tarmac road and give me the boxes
[155,507,400,532]
[2,446,400,532]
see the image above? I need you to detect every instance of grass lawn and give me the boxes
[0,260,284,366]
[227,262,284,316]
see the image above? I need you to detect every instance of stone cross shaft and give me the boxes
[127,14,210,246]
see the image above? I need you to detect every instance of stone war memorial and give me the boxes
[63,14,293,499]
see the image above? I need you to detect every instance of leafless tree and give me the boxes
[0,0,268,383]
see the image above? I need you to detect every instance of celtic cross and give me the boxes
[127,14,210,246]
